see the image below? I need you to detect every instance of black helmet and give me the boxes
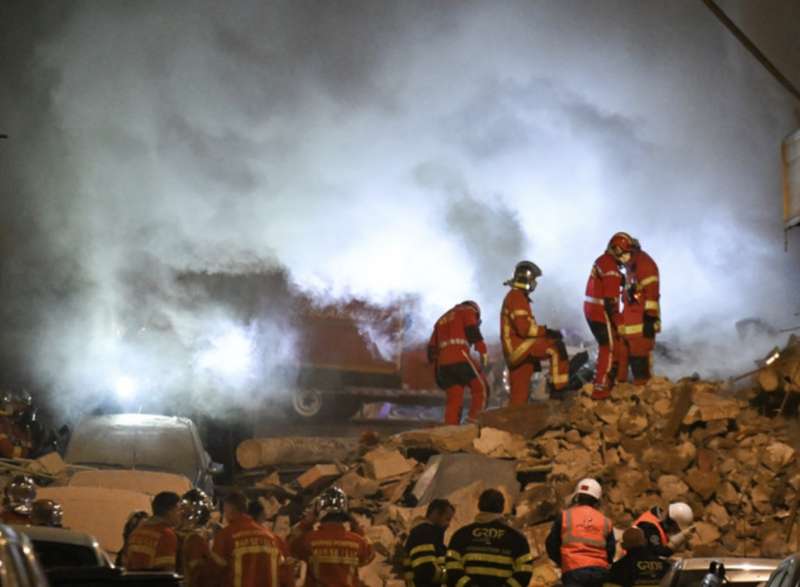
[4,475,36,515]
[316,486,348,518]
[459,301,481,319]
[180,489,213,529]
[504,261,542,292]
[31,499,63,527]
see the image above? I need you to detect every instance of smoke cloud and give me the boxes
[1,0,799,417]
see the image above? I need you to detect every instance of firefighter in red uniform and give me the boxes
[546,479,615,587]
[124,492,181,571]
[501,261,569,404]
[0,475,36,524]
[177,489,218,587]
[428,301,488,425]
[618,239,660,385]
[289,486,374,587]
[212,491,292,587]
[584,233,632,399]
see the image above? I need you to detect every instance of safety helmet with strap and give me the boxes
[504,261,542,292]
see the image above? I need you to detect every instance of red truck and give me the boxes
[177,271,445,421]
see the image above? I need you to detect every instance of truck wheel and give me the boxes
[289,389,360,421]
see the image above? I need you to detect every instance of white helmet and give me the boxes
[668,502,694,530]
[574,478,602,501]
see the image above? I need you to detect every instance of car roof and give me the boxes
[677,558,783,572]
[10,525,102,549]
[76,414,193,430]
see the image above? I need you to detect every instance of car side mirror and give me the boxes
[208,462,225,476]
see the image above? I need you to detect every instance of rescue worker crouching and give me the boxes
[446,489,532,587]
[123,491,181,571]
[0,474,36,524]
[546,479,615,587]
[501,261,569,404]
[633,503,693,557]
[604,528,668,587]
[584,234,630,399]
[617,239,660,386]
[289,486,374,587]
[404,499,455,587]
[429,301,489,425]
[177,489,217,587]
[212,491,292,587]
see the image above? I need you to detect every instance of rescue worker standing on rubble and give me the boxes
[403,499,455,587]
[584,234,630,399]
[0,474,36,524]
[446,489,532,587]
[289,486,374,587]
[605,528,668,587]
[428,301,489,425]
[617,239,660,386]
[0,391,33,459]
[177,489,217,587]
[501,261,569,403]
[124,492,181,571]
[633,503,693,557]
[546,479,615,587]
[212,491,292,587]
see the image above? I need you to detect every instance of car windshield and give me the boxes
[31,540,99,569]
[677,570,772,587]
[65,417,198,481]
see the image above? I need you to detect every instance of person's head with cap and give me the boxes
[572,478,602,507]
[622,527,646,551]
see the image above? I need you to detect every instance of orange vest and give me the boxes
[290,522,374,587]
[634,510,668,546]
[560,506,612,572]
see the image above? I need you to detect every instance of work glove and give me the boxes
[667,529,690,550]
[545,327,563,340]
[643,314,659,338]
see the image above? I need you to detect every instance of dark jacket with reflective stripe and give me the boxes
[404,521,447,587]
[446,514,532,587]
[604,547,669,587]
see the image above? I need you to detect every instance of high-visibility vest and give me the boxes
[633,511,668,546]
[560,506,612,572]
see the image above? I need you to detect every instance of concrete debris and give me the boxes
[363,447,416,481]
[236,437,359,469]
[219,375,800,587]
[473,427,529,459]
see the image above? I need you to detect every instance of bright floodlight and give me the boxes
[199,327,254,380]
[114,375,138,400]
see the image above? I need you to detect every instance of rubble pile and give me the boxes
[241,377,800,587]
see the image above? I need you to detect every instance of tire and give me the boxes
[287,389,361,422]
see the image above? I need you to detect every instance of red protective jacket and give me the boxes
[620,250,660,338]
[501,288,547,367]
[428,304,487,366]
[289,520,374,587]
[124,518,178,571]
[584,253,623,324]
[212,514,291,587]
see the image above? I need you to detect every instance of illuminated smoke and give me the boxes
[0,1,798,414]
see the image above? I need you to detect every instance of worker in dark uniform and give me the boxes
[605,528,668,587]
[446,489,532,587]
[403,499,455,587]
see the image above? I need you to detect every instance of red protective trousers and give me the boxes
[617,303,654,385]
[438,353,487,425]
[507,338,568,406]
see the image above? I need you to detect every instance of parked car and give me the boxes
[63,414,224,496]
[764,554,800,587]
[661,557,782,587]
[0,524,49,586]
[11,525,112,569]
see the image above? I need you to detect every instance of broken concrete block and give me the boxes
[296,464,342,490]
[473,427,528,459]
[478,403,558,438]
[618,407,649,437]
[337,470,381,498]
[685,468,719,501]
[255,471,281,488]
[363,447,416,481]
[691,521,721,547]
[366,525,396,556]
[657,475,690,502]
[32,452,67,476]
[705,502,731,528]
[237,437,359,469]
[683,390,741,424]
[412,454,519,508]
[762,442,795,472]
